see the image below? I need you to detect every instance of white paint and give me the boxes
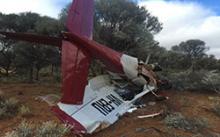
[121,54,147,86]
[58,75,155,133]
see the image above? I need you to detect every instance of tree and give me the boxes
[94,0,162,58]
[0,13,16,76]
[0,12,62,81]
[59,0,162,60]
[35,16,63,37]
[0,39,15,76]
[196,55,218,70]
[172,40,208,59]
[171,39,208,71]
[34,16,62,77]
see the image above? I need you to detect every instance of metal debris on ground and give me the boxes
[35,94,60,106]
[137,110,164,119]
[127,107,138,113]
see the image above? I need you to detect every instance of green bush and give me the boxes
[164,70,220,92]
[164,112,208,132]
[0,97,19,119]
[202,70,220,93]
[211,103,220,117]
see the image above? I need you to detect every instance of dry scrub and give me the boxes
[0,96,19,119]
[164,112,208,132]
[5,121,70,137]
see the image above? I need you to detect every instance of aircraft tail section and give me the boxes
[66,0,94,39]
[61,0,94,104]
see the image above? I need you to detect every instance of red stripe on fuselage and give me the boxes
[51,106,86,134]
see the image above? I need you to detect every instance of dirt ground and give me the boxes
[0,83,220,137]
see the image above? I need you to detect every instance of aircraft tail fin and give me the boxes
[60,0,94,104]
[66,0,94,39]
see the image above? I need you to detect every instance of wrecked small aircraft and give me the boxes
[0,0,171,134]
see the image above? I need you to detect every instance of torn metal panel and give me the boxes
[52,75,155,134]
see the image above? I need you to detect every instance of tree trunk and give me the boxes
[29,67,33,83]
[191,59,196,72]
[35,68,40,81]
[51,64,54,76]
[5,69,9,77]
[5,65,10,77]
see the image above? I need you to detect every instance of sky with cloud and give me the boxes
[0,0,71,18]
[139,0,220,58]
[0,0,219,58]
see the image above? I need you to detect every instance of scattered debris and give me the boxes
[35,94,60,106]
[148,101,156,106]
[127,107,138,113]
[151,91,169,101]
[137,110,163,119]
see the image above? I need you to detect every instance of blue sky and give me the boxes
[0,0,219,58]
[139,0,220,15]
[140,0,220,58]
[179,0,220,14]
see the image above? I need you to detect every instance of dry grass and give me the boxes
[4,121,33,137]
[4,121,71,137]
[164,112,208,132]
[19,105,33,117]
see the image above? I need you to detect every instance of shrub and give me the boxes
[165,70,220,91]
[5,121,33,137]
[5,121,70,137]
[202,70,220,93]
[164,112,208,132]
[211,103,220,117]
[0,97,19,119]
[35,121,70,137]
[19,105,32,117]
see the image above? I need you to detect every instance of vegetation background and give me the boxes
[0,0,219,92]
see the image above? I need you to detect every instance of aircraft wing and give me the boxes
[0,31,62,47]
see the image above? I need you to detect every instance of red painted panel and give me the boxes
[67,0,94,39]
[60,0,94,104]
[51,106,86,134]
[63,32,124,74]
[61,41,91,104]
[0,31,62,47]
